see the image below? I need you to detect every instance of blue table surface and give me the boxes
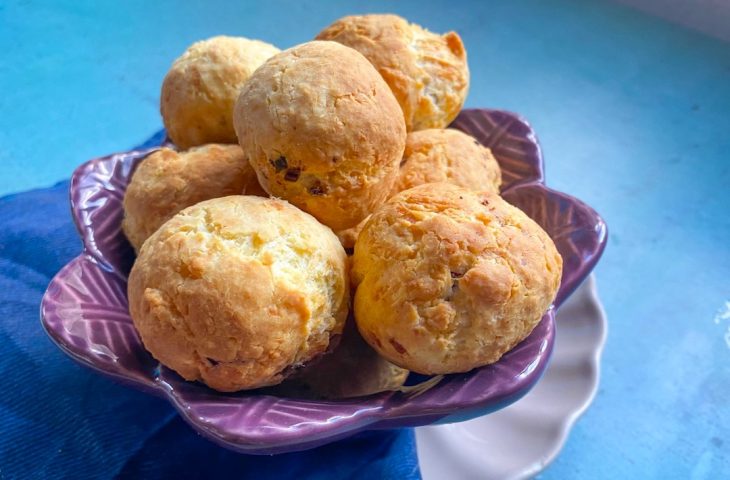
[1,0,729,477]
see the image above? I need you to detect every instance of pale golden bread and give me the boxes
[317,14,469,131]
[161,36,280,149]
[396,128,501,193]
[233,40,406,231]
[122,144,265,252]
[336,128,502,249]
[351,183,562,374]
[127,195,349,392]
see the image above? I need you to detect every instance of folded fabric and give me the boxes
[0,136,421,480]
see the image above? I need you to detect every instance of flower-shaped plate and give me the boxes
[41,109,607,454]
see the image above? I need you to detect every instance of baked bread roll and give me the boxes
[233,40,406,231]
[128,195,349,392]
[161,36,280,149]
[396,128,501,193]
[336,128,502,249]
[351,183,562,374]
[122,144,265,252]
[274,315,409,399]
[317,14,469,131]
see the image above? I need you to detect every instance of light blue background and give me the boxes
[1,0,728,477]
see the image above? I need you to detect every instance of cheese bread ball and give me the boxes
[274,316,409,399]
[128,196,349,392]
[161,36,280,149]
[396,128,501,193]
[122,144,266,252]
[351,183,562,375]
[233,41,406,231]
[335,128,502,249]
[317,14,469,131]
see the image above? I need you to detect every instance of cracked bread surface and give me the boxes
[336,128,502,249]
[396,128,501,194]
[127,195,349,392]
[122,144,266,252]
[351,183,562,374]
[233,41,406,231]
[317,14,469,131]
[161,36,280,149]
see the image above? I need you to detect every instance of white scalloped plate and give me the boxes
[416,275,607,479]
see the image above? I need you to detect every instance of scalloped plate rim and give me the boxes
[39,252,557,452]
[41,107,607,454]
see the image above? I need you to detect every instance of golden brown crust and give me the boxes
[127,196,349,392]
[161,36,280,149]
[122,144,266,252]
[234,41,406,231]
[351,183,562,374]
[272,315,409,399]
[396,128,501,193]
[317,14,469,131]
[335,128,501,249]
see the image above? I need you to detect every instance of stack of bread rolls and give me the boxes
[123,14,562,398]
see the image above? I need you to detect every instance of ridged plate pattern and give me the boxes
[41,109,607,454]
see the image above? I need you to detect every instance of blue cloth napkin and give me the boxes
[0,136,421,479]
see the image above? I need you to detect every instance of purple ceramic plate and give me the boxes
[40,109,607,454]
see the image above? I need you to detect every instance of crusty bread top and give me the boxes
[122,144,265,252]
[317,14,469,131]
[161,36,280,149]
[352,183,561,374]
[234,40,406,231]
[128,195,349,392]
[396,128,501,194]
